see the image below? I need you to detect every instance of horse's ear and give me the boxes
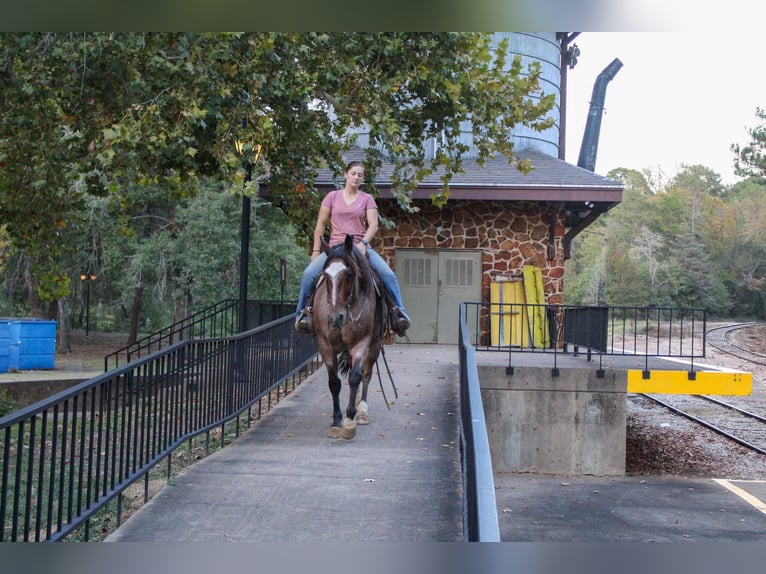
[344,234,354,253]
[320,239,331,254]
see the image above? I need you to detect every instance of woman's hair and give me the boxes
[345,160,364,173]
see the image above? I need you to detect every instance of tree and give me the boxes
[607,167,653,196]
[631,225,664,292]
[732,107,766,182]
[669,164,725,199]
[727,190,766,317]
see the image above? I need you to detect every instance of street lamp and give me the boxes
[80,273,96,338]
[234,136,262,334]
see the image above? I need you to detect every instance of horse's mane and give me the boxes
[324,235,375,293]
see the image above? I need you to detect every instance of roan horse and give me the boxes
[311,234,389,439]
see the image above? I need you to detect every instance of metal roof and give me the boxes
[314,147,623,207]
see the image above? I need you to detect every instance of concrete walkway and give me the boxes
[106,344,464,542]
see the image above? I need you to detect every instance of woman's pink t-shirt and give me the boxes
[321,189,377,247]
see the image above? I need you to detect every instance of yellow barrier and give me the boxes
[627,369,752,395]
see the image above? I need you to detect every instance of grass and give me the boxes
[0,388,14,417]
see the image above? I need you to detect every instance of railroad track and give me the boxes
[642,322,766,455]
[705,322,766,367]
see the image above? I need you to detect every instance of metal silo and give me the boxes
[351,33,563,160]
[492,32,561,157]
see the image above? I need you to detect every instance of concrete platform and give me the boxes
[495,473,766,542]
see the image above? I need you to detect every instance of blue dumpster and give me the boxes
[0,320,10,373]
[2,319,57,372]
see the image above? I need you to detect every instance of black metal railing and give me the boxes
[458,303,500,542]
[0,315,318,542]
[463,302,707,373]
[104,299,296,371]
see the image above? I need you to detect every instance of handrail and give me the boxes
[463,302,706,374]
[104,299,296,371]
[0,315,318,542]
[458,302,501,542]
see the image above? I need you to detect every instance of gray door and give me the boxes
[397,249,482,344]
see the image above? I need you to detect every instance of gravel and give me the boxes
[626,326,766,480]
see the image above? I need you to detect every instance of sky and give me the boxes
[563,32,763,186]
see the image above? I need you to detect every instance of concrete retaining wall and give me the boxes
[479,366,627,475]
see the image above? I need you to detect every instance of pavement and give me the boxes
[495,473,766,542]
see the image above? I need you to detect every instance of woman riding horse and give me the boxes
[294,160,410,337]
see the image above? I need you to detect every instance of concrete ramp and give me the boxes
[106,344,464,542]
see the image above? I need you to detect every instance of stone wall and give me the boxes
[376,198,567,305]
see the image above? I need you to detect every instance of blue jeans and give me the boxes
[295,248,407,317]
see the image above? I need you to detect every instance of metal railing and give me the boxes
[458,303,500,542]
[463,302,706,373]
[104,299,296,371]
[0,315,318,542]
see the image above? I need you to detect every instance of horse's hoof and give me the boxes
[327,426,342,439]
[341,417,356,440]
[356,401,369,425]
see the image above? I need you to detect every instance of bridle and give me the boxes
[322,248,373,327]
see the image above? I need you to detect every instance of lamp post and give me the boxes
[234,136,262,334]
[80,273,96,337]
[239,164,252,334]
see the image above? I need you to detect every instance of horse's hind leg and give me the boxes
[355,388,369,425]
[355,350,379,425]
[355,364,373,426]
[341,361,363,439]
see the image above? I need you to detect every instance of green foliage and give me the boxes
[607,168,653,195]
[567,164,766,318]
[1,32,554,326]
[0,386,15,418]
[732,107,766,182]
[172,179,307,308]
[669,164,725,199]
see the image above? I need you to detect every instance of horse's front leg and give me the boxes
[340,360,363,440]
[324,361,345,438]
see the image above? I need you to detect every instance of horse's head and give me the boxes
[319,234,371,330]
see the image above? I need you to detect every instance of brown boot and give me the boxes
[390,307,410,337]
[295,308,314,334]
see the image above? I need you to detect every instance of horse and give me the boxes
[311,234,389,439]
